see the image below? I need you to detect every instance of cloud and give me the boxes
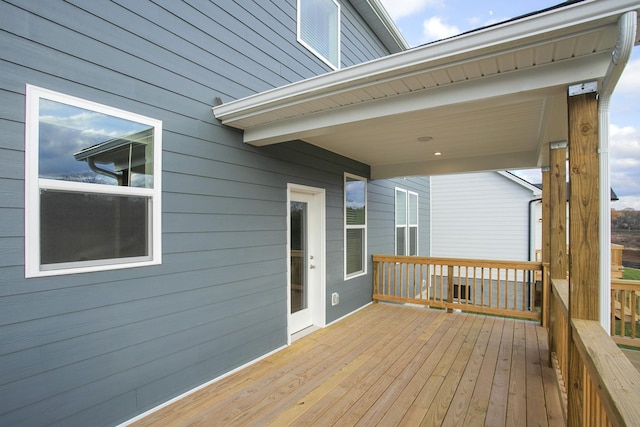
[467,10,507,29]
[379,0,444,21]
[610,124,640,200]
[615,58,640,96]
[422,16,461,42]
[611,196,640,211]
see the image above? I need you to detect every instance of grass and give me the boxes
[614,319,640,338]
[623,268,640,280]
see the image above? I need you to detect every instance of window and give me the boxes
[395,188,418,256]
[344,173,366,278]
[297,0,340,70]
[25,85,162,277]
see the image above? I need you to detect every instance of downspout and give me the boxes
[528,197,542,263]
[597,11,636,332]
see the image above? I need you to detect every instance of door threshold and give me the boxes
[291,325,320,342]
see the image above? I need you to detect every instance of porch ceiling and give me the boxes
[213,0,640,179]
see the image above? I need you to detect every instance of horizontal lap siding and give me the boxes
[431,172,535,261]
[0,0,395,425]
[369,177,432,257]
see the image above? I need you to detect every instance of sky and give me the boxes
[378,0,640,210]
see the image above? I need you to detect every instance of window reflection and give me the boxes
[38,99,154,188]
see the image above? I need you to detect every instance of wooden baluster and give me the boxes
[632,290,637,340]
[447,265,454,313]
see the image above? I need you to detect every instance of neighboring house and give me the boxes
[0,2,430,425]
[1,0,637,425]
[432,171,620,263]
[431,171,542,262]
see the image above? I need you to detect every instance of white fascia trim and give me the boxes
[497,171,543,196]
[213,0,638,124]
[362,0,409,52]
[242,52,611,147]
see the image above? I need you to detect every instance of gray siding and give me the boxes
[0,1,423,425]
[369,177,432,257]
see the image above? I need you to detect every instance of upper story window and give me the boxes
[344,173,366,279]
[395,188,418,256]
[25,85,162,277]
[297,0,341,70]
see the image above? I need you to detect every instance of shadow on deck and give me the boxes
[132,303,564,426]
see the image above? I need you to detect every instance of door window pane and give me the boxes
[290,201,307,313]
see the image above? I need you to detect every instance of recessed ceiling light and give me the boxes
[434,152,442,156]
[417,136,433,143]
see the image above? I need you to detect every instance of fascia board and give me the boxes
[241,52,611,146]
[497,171,543,195]
[213,0,638,127]
[350,0,408,53]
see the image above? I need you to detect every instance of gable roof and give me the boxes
[214,0,640,179]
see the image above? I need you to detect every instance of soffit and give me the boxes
[213,0,640,179]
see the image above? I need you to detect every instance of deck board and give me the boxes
[131,303,564,427]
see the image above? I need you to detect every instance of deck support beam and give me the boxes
[567,91,600,427]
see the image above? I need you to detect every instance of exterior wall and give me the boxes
[0,1,411,426]
[369,177,431,257]
[431,172,537,261]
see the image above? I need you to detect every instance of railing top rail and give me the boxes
[550,278,569,314]
[611,278,640,289]
[571,318,640,427]
[372,254,542,270]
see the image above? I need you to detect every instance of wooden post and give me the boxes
[567,91,600,427]
[373,258,379,301]
[542,167,551,329]
[549,142,567,280]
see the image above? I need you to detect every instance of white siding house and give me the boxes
[431,171,542,262]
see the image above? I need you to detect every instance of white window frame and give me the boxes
[395,188,419,256]
[344,173,367,280]
[24,85,162,277]
[297,0,341,70]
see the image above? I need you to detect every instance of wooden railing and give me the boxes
[549,278,640,426]
[372,255,545,320]
[572,319,640,427]
[610,279,640,347]
[611,244,624,279]
[549,278,569,417]
[535,244,624,278]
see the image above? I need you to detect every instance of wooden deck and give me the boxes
[132,303,564,426]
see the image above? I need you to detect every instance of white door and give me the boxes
[288,185,325,335]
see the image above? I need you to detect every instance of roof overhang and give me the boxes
[213,0,640,179]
